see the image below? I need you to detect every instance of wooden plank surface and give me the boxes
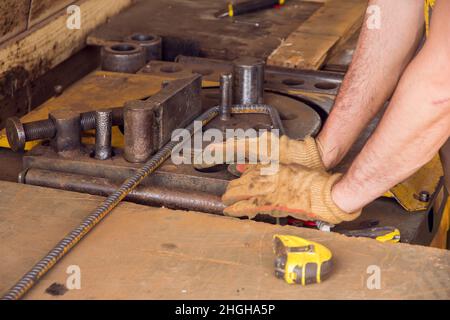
[267,33,339,70]
[87,0,322,61]
[0,0,133,105]
[1,181,449,299]
[0,0,30,43]
[28,0,75,28]
[268,0,367,69]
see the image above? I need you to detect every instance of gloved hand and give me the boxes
[221,163,361,225]
[193,132,325,170]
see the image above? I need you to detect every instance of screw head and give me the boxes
[54,85,64,96]
[418,191,430,202]
[5,117,26,152]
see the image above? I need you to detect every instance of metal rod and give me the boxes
[219,73,233,121]
[95,110,113,160]
[5,108,124,152]
[2,104,284,300]
[23,169,226,215]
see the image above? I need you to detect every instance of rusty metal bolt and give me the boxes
[419,191,430,202]
[5,109,124,152]
[6,117,55,152]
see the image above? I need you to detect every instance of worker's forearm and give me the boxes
[331,43,450,214]
[317,0,424,169]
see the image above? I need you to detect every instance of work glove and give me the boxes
[221,163,361,225]
[193,131,325,170]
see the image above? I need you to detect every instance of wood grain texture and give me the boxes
[268,33,339,69]
[0,0,30,43]
[0,0,133,101]
[268,0,367,69]
[28,0,75,27]
[1,181,449,299]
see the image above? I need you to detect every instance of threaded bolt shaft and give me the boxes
[5,108,124,152]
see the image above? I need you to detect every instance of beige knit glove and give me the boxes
[222,163,361,225]
[193,132,324,170]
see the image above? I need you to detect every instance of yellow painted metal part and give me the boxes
[228,3,234,17]
[375,228,401,243]
[0,71,218,150]
[383,155,444,211]
[273,235,332,285]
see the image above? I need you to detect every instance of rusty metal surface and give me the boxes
[24,168,226,215]
[148,75,203,150]
[101,43,146,73]
[0,71,173,150]
[124,75,202,162]
[87,0,323,61]
[141,57,342,115]
[94,110,113,160]
[125,33,162,62]
[123,100,154,163]
[8,57,443,247]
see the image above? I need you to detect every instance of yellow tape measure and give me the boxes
[273,235,333,285]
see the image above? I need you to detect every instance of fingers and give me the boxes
[223,198,260,218]
[224,200,318,221]
[222,166,278,204]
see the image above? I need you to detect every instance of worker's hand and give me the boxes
[221,164,361,225]
[193,131,325,170]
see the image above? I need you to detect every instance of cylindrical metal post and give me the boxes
[101,43,146,73]
[95,109,113,160]
[219,73,233,121]
[233,57,265,105]
[123,100,154,163]
[126,33,162,62]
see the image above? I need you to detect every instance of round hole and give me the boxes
[131,34,156,42]
[160,65,183,73]
[282,78,305,86]
[110,44,137,52]
[192,68,214,76]
[314,82,338,90]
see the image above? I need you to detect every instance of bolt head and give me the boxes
[419,191,430,202]
[5,117,26,152]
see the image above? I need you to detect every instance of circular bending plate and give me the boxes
[264,92,321,139]
[201,89,322,140]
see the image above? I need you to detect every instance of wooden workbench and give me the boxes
[87,0,367,69]
[1,181,449,299]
